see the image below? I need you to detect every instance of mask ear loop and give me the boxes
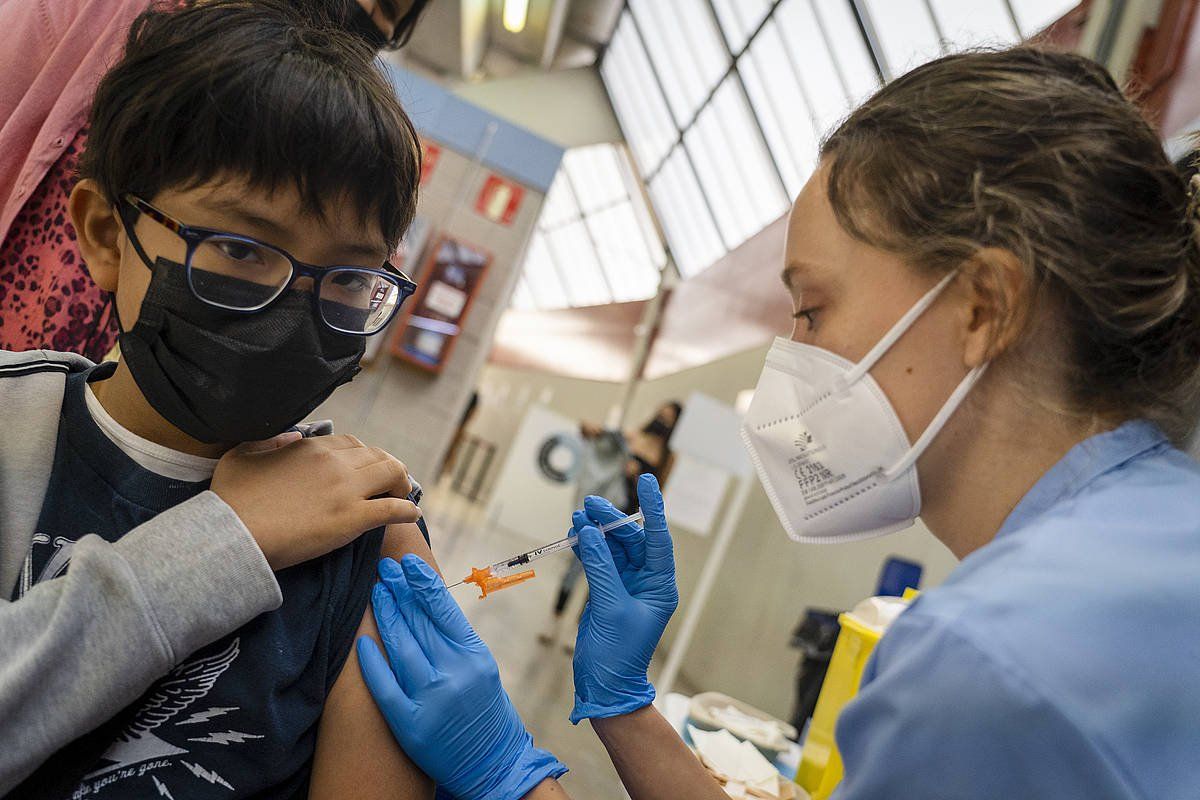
[829,270,985,482]
[833,271,958,397]
[882,362,988,480]
[81,292,115,359]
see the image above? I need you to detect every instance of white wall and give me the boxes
[451,67,624,148]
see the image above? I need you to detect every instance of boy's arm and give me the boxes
[0,492,281,794]
[308,522,438,800]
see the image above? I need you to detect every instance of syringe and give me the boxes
[449,511,645,598]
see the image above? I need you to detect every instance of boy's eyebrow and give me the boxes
[340,241,391,261]
[195,194,290,239]
[195,195,388,261]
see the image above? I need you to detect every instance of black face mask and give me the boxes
[118,257,364,444]
[643,418,673,439]
[348,3,389,51]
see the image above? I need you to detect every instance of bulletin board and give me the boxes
[390,235,493,373]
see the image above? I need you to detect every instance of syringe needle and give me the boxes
[447,580,464,589]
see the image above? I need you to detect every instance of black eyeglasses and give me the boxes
[118,194,417,336]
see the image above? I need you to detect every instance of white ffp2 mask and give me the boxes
[740,273,985,544]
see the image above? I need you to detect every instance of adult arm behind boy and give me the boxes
[0,359,423,793]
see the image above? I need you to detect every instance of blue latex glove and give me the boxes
[357,555,567,800]
[570,473,679,724]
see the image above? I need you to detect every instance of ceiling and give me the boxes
[401,0,624,81]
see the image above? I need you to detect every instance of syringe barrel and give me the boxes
[488,510,644,578]
[599,511,644,533]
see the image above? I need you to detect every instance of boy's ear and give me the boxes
[69,179,123,292]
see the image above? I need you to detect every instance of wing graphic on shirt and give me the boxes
[117,638,241,740]
[84,638,241,779]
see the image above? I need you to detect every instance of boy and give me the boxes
[2,2,437,796]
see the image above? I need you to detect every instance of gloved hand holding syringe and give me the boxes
[449,510,645,598]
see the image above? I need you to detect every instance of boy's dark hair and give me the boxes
[80,0,421,251]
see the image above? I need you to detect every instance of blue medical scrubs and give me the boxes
[833,420,1200,800]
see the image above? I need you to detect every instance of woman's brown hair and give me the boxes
[821,46,1200,443]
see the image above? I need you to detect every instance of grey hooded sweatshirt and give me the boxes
[0,349,283,793]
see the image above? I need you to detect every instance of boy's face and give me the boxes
[102,177,391,333]
[69,176,389,454]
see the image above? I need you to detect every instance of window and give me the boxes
[1009,0,1078,37]
[649,146,725,277]
[929,0,1020,48]
[563,144,627,214]
[861,0,943,78]
[588,203,663,302]
[600,14,677,173]
[520,234,569,310]
[599,0,1055,281]
[709,0,773,53]
[739,20,819,198]
[545,221,611,307]
[629,0,729,127]
[777,1,872,133]
[808,0,884,105]
[684,76,789,249]
[510,276,537,311]
[516,144,666,310]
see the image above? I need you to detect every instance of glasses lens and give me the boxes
[320,269,402,334]
[190,236,293,309]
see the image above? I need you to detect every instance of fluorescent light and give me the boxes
[502,0,529,33]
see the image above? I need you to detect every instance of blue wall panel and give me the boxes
[385,65,564,194]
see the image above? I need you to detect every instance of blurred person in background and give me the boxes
[539,401,682,648]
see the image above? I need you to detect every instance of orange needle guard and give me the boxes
[463,566,537,598]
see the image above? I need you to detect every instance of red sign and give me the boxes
[420,141,441,186]
[474,175,525,226]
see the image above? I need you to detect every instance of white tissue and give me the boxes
[689,725,778,792]
[709,705,792,751]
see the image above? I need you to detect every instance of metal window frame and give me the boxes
[599,0,1087,279]
[523,143,670,311]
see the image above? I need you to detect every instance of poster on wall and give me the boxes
[663,455,729,537]
[475,174,525,225]
[420,140,441,186]
[362,214,433,365]
[390,236,492,373]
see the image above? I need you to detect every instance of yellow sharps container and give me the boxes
[795,592,916,799]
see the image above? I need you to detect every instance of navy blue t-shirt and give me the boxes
[11,363,385,799]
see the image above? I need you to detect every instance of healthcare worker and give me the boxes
[359,46,1200,799]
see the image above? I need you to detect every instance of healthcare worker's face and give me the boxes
[781,162,974,452]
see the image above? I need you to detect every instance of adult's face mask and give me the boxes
[348,3,389,51]
[643,418,674,439]
[118,257,364,444]
[740,273,986,544]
